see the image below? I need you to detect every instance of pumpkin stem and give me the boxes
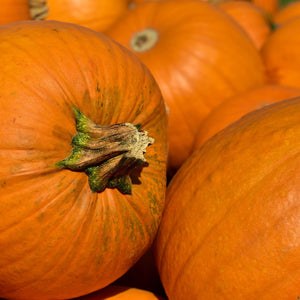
[56,107,154,194]
[130,28,159,53]
[28,0,49,20]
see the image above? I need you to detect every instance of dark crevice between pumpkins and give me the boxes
[56,107,154,195]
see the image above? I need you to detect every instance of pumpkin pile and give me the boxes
[0,0,300,299]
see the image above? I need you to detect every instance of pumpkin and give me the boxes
[129,0,149,4]
[28,0,130,32]
[217,0,272,49]
[262,17,300,89]
[0,0,31,24]
[75,285,166,299]
[106,0,266,176]
[192,84,300,150]
[252,0,278,15]
[0,20,168,300]
[273,0,300,25]
[154,96,300,299]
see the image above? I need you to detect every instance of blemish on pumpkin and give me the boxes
[96,82,100,93]
[37,211,45,222]
[1,181,6,188]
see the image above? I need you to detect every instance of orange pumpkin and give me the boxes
[273,0,300,25]
[0,20,168,300]
[106,0,266,175]
[0,0,31,24]
[261,17,300,88]
[129,0,149,4]
[154,96,300,299]
[217,0,272,49]
[75,285,166,299]
[193,84,300,150]
[29,0,130,32]
[252,0,278,15]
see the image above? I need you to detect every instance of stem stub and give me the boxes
[57,107,154,194]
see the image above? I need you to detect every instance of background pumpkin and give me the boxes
[74,285,166,299]
[192,84,300,150]
[0,20,168,300]
[106,0,266,176]
[29,0,130,32]
[217,0,272,49]
[0,0,31,24]
[252,0,279,15]
[261,17,300,88]
[272,0,300,25]
[154,96,300,299]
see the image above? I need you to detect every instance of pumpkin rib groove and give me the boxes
[0,174,85,247]
[0,164,58,183]
[247,208,300,297]
[1,29,91,114]
[159,141,300,293]
[35,191,102,296]
[1,86,74,140]
[1,59,74,121]
[51,28,99,110]
[1,182,96,296]
[125,198,149,239]
[1,34,72,91]
[0,172,75,234]
[102,46,136,125]
[41,34,103,114]
[167,151,300,296]
[194,203,300,298]
[139,101,166,131]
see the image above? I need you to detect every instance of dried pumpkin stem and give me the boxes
[28,0,49,20]
[130,28,159,53]
[56,107,154,194]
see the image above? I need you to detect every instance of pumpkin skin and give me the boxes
[261,17,300,88]
[252,0,278,15]
[217,0,272,49]
[154,96,300,299]
[273,0,300,25]
[0,0,31,24]
[192,84,300,150]
[75,285,166,299]
[29,0,130,32]
[106,0,266,175]
[0,20,168,300]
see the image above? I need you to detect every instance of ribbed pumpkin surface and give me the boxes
[193,84,300,149]
[262,17,300,88]
[155,97,300,299]
[106,0,266,174]
[0,0,31,24]
[29,0,130,32]
[0,20,168,300]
